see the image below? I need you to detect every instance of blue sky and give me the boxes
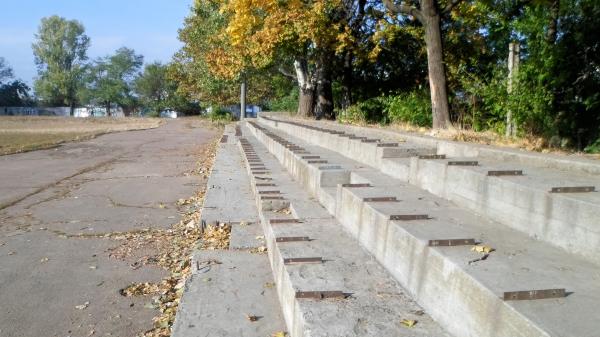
[1,0,193,85]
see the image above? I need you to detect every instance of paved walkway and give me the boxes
[0,120,217,337]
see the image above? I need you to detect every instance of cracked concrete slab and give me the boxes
[0,119,217,337]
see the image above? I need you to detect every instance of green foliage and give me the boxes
[584,139,600,154]
[80,47,143,113]
[383,91,432,127]
[266,87,299,112]
[0,80,34,107]
[208,106,233,122]
[32,16,90,109]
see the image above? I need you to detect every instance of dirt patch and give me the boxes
[0,116,162,155]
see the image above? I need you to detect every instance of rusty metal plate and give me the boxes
[363,197,398,202]
[349,136,367,140]
[258,190,280,194]
[390,214,429,221]
[361,139,379,143]
[339,134,354,138]
[488,170,523,176]
[255,176,272,181]
[295,291,346,299]
[302,155,320,159]
[503,288,566,301]
[276,236,310,243]
[428,239,476,247]
[269,218,301,224]
[448,161,479,166]
[419,154,446,159]
[308,160,328,164]
[284,257,323,265]
[341,183,371,188]
[251,167,267,171]
[256,183,276,187]
[550,186,595,193]
[377,143,399,147]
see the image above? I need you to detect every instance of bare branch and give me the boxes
[381,0,423,23]
[278,66,297,81]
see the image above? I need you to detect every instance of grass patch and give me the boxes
[0,116,162,155]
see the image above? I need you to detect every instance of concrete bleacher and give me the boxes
[243,115,600,337]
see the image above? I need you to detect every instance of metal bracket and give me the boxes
[503,288,566,301]
[363,197,398,202]
[256,183,276,187]
[284,257,323,265]
[448,161,478,166]
[295,291,346,299]
[487,170,523,176]
[377,143,399,147]
[260,196,285,200]
[308,160,328,164]
[361,139,379,143]
[258,190,280,194]
[390,214,429,221]
[550,186,595,193]
[302,155,321,159]
[269,218,302,224]
[341,183,371,188]
[276,236,310,243]
[319,165,342,170]
[428,239,476,246]
[419,154,446,159]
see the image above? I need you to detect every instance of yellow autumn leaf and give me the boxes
[400,319,417,328]
[272,332,287,337]
[471,245,494,254]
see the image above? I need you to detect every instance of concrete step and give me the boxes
[245,120,600,337]
[172,124,286,337]
[257,116,600,265]
[237,130,449,337]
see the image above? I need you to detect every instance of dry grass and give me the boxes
[0,116,162,155]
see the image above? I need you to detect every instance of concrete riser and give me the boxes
[246,122,552,337]
[258,117,600,265]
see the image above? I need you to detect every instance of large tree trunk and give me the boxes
[69,102,75,116]
[421,0,452,129]
[106,101,111,117]
[340,50,353,110]
[315,52,334,120]
[294,59,315,117]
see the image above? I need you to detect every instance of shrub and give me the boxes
[266,88,299,112]
[382,90,432,127]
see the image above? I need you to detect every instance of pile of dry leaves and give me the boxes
[108,136,225,337]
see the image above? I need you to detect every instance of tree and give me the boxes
[82,47,143,115]
[135,62,170,114]
[32,16,90,115]
[0,57,14,83]
[382,0,462,129]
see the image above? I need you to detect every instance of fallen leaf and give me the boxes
[75,301,90,310]
[264,282,276,289]
[400,319,417,328]
[158,203,166,209]
[255,235,264,240]
[272,332,287,337]
[88,329,95,336]
[246,314,259,322]
[471,245,495,254]
[7,251,15,255]
[40,257,49,263]
[89,266,97,270]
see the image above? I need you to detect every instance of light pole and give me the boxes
[240,75,247,120]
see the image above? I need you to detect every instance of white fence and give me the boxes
[0,106,124,117]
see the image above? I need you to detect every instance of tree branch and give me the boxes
[442,0,464,14]
[278,66,297,81]
[381,0,423,23]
